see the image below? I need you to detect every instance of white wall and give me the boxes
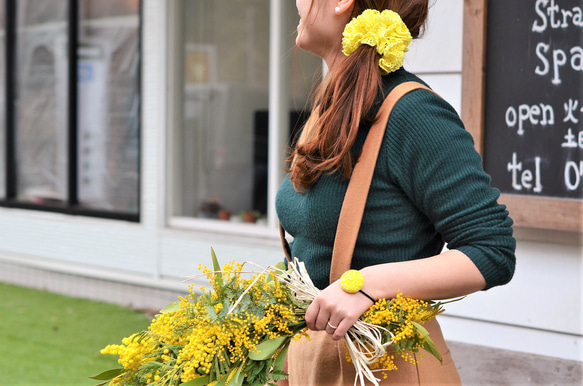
[0,0,581,362]
[407,0,464,113]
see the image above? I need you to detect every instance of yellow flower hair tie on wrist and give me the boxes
[340,270,365,293]
[342,9,412,75]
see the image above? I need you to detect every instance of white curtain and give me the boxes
[15,0,69,203]
[78,0,140,212]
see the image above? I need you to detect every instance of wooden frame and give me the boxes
[461,0,582,232]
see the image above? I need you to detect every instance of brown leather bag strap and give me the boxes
[329,81,433,283]
[279,221,292,263]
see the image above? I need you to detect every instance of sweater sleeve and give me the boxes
[382,89,516,289]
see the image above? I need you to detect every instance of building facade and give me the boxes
[0,0,581,362]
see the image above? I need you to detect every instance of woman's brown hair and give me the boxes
[288,0,429,192]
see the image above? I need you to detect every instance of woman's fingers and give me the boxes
[331,317,355,341]
[325,317,342,335]
[305,281,371,338]
[305,300,324,330]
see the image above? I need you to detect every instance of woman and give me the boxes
[275,0,516,384]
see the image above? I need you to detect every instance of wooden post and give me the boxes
[461,0,487,155]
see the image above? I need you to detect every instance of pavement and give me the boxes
[1,259,582,385]
[448,341,582,385]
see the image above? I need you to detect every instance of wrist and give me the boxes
[360,265,393,301]
[358,288,376,303]
[339,269,377,303]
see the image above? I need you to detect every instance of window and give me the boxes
[168,0,320,231]
[170,0,271,225]
[1,0,141,220]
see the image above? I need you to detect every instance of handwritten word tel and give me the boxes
[507,153,543,193]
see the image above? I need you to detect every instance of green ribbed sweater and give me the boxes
[275,69,516,291]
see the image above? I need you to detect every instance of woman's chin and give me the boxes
[295,36,307,51]
[295,36,313,54]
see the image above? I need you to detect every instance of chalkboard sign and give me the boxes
[484,0,583,199]
[462,0,583,231]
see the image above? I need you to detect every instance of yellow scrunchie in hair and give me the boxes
[342,9,412,74]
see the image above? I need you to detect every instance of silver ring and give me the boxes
[327,321,338,329]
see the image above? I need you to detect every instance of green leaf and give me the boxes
[249,335,289,361]
[422,335,442,361]
[269,370,290,381]
[160,302,181,314]
[217,302,229,319]
[272,342,290,373]
[139,361,163,371]
[211,247,223,288]
[411,321,441,360]
[215,375,228,386]
[274,261,287,271]
[231,363,245,386]
[434,296,465,306]
[214,353,222,380]
[411,321,429,338]
[215,366,243,386]
[133,331,150,343]
[249,359,266,377]
[206,305,217,321]
[89,368,124,381]
[236,296,252,312]
[180,376,210,386]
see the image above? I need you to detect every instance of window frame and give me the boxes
[165,0,298,238]
[1,0,142,222]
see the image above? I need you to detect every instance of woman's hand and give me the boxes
[304,279,374,341]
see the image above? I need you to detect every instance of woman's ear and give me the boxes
[334,0,354,16]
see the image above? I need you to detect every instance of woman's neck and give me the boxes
[322,46,347,72]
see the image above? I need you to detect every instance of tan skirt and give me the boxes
[286,319,461,386]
